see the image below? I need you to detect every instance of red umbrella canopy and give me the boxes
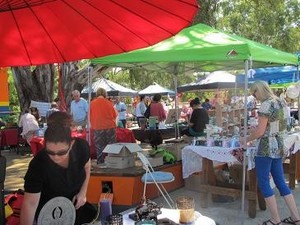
[0,0,198,67]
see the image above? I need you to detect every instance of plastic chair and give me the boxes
[3,128,19,153]
[136,151,175,208]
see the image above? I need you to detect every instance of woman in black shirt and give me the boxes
[181,98,209,137]
[20,123,95,225]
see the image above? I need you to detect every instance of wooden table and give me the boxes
[182,145,266,218]
[273,132,300,189]
[285,151,300,189]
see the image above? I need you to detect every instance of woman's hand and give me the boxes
[72,192,87,209]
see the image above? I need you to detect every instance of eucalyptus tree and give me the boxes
[217,0,300,52]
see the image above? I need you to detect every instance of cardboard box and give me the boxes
[147,155,164,167]
[136,152,164,167]
[103,143,142,157]
[105,155,135,169]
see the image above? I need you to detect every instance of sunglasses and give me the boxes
[45,144,71,156]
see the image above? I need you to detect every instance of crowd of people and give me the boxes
[14,81,300,225]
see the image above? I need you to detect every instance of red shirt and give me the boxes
[90,97,117,130]
[150,102,166,122]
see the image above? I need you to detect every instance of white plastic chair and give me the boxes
[136,151,175,208]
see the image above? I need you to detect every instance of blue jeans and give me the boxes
[255,156,291,198]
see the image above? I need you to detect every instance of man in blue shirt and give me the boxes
[70,90,88,127]
[201,99,212,110]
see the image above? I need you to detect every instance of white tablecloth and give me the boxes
[122,208,216,225]
[182,132,300,179]
[182,145,240,179]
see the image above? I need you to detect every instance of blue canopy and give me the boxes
[236,66,299,85]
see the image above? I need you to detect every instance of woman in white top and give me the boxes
[135,96,148,127]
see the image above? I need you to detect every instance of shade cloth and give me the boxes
[0,0,198,67]
[92,23,298,72]
[81,78,137,97]
[177,71,244,92]
[138,82,175,96]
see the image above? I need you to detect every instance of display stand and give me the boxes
[87,162,184,206]
[214,103,244,134]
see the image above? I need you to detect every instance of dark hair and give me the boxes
[44,124,72,144]
[50,102,58,108]
[189,100,195,107]
[153,94,162,102]
[193,97,201,105]
[140,95,145,101]
[47,111,72,127]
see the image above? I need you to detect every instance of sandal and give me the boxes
[282,217,300,224]
[262,219,282,225]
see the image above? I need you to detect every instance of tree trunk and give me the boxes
[11,65,55,111]
[59,62,108,110]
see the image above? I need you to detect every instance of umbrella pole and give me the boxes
[87,66,92,145]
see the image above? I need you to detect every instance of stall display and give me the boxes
[214,103,245,136]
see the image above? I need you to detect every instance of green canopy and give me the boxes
[92,23,298,72]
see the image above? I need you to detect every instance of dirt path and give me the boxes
[2,150,32,192]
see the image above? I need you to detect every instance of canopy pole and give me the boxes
[173,74,179,138]
[240,59,250,225]
[87,66,92,145]
[297,65,300,121]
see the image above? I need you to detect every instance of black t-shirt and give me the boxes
[24,138,90,219]
[190,108,209,132]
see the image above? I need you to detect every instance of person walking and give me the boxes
[70,90,88,127]
[241,80,300,225]
[90,88,117,164]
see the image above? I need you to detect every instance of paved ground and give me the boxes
[2,149,300,225]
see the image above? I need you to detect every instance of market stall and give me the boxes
[91,23,299,219]
[182,130,300,218]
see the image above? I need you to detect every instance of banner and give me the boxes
[0,68,9,106]
[30,100,51,117]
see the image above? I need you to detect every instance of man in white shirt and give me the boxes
[135,95,148,127]
[18,109,39,145]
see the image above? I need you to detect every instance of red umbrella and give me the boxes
[0,0,198,67]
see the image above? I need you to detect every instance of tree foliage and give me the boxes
[217,0,300,52]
